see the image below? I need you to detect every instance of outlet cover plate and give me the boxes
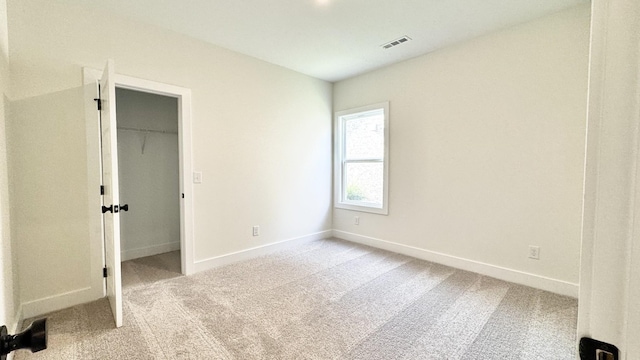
[529,245,540,260]
[193,171,202,184]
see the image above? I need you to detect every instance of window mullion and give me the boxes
[343,159,383,164]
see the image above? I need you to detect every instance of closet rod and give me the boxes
[117,126,178,135]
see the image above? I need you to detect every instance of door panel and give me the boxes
[100,59,123,327]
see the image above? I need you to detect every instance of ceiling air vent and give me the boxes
[381,36,412,49]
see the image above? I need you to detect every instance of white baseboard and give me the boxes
[21,287,98,319]
[194,230,333,273]
[121,242,180,261]
[333,230,579,298]
[19,231,331,319]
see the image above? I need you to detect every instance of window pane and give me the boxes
[344,162,383,206]
[345,112,384,160]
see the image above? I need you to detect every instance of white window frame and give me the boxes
[334,102,389,215]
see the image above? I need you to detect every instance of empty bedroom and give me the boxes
[1,0,639,359]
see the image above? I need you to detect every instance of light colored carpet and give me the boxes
[121,250,182,290]
[15,238,578,359]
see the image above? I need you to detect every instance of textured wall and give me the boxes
[333,5,590,285]
[7,0,332,310]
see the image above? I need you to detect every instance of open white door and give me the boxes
[99,59,123,327]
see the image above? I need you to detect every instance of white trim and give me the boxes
[84,66,195,281]
[334,102,390,215]
[21,287,95,319]
[194,230,332,273]
[121,242,181,262]
[577,0,640,355]
[83,67,110,301]
[333,230,579,298]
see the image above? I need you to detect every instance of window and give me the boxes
[334,102,389,214]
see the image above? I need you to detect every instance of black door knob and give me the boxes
[120,204,129,212]
[101,205,113,214]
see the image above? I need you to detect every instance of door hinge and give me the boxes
[182,193,184,199]
[94,84,102,111]
[100,185,104,195]
[103,267,108,278]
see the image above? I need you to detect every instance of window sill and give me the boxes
[335,202,388,215]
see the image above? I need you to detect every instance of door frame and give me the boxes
[577,0,640,357]
[83,67,195,300]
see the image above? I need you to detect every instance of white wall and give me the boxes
[0,0,19,335]
[8,88,92,309]
[116,88,180,260]
[7,0,332,315]
[333,5,590,294]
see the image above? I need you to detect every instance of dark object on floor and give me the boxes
[0,318,47,360]
[579,337,618,360]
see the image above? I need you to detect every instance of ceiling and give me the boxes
[81,0,588,82]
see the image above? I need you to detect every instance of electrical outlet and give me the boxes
[354,216,360,225]
[252,226,259,237]
[193,171,202,184]
[528,245,540,260]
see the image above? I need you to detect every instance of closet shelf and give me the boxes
[118,126,178,135]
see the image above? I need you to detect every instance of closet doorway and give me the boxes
[116,88,182,287]
[84,64,194,327]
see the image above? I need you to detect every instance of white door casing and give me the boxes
[113,74,195,276]
[99,59,123,327]
[578,0,640,358]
